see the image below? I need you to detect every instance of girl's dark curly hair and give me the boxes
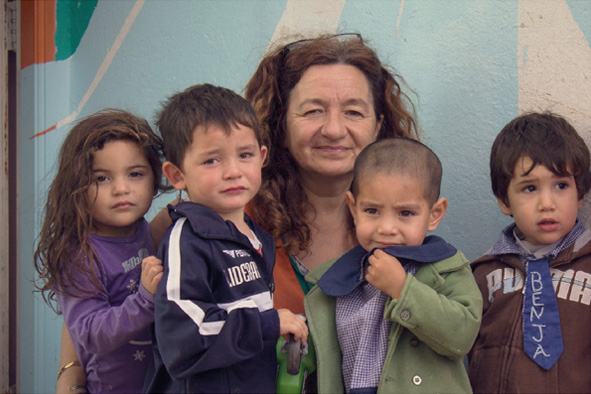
[33,109,167,311]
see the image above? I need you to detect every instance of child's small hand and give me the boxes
[141,256,164,295]
[277,309,309,345]
[365,249,407,299]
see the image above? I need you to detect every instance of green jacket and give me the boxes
[304,251,482,393]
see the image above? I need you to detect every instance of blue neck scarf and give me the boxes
[522,257,563,370]
[490,221,585,370]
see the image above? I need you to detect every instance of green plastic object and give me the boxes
[276,334,316,393]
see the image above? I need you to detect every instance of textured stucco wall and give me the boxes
[20,1,590,391]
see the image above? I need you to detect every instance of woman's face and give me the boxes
[285,64,381,182]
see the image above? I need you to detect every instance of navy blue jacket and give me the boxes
[144,202,279,393]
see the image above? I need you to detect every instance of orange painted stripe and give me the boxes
[21,0,56,69]
[30,124,56,139]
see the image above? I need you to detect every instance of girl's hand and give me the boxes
[141,256,164,294]
[365,249,406,299]
[277,309,309,345]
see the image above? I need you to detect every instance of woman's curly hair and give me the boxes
[244,34,418,253]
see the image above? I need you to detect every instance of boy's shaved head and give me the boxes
[351,137,442,205]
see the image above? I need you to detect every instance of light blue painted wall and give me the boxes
[19,1,590,392]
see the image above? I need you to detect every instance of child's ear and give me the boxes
[260,145,268,165]
[162,161,186,191]
[427,197,448,232]
[345,191,358,224]
[497,197,513,217]
[375,114,384,137]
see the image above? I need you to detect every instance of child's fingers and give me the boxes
[147,266,164,285]
[148,263,164,276]
[141,256,164,294]
[365,255,380,283]
[282,322,308,345]
[291,316,308,339]
[372,249,388,259]
[142,256,163,270]
[295,322,309,345]
[367,251,400,274]
[153,271,163,282]
[278,310,309,345]
[368,249,399,266]
[142,257,164,279]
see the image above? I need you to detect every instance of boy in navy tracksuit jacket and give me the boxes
[144,84,308,393]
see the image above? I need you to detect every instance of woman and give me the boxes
[56,33,417,393]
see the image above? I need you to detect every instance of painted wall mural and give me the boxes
[518,0,591,217]
[21,0,97,68]
[19,0,590,391]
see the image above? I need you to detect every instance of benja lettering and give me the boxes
[528,271,551,359]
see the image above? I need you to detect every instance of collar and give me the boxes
[168,201,274,251]
[489,220,585,261]
[317,235,457,297]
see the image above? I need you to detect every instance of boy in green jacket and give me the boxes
[305,137,482,393]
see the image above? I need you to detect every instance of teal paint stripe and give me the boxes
[55,0,98,61]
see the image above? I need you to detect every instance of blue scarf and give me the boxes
[489,221,585,370]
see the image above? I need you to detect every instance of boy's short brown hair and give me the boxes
[157,84,263,168]
[490,112,591,207]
